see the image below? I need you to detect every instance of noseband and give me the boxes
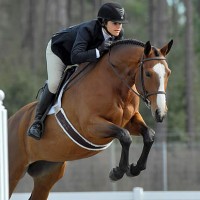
[108,50,166,109]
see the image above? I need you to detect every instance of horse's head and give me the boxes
[135,40,173,122]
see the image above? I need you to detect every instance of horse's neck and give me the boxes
[106,45,143,85]
[95,46,143,100]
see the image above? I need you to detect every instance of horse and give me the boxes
[8,39,173,200]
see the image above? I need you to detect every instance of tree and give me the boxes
[184,0,195,140]
[148,0,169,142]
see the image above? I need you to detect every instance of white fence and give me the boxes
[0,90,9,200]
[11,188,200,200]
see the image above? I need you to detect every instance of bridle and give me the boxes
[108,49,166,109]
[139,55,166,108]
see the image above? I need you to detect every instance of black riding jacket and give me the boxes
[51,19,124,65]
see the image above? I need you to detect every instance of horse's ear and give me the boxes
[144,41,151,56]
[160,39,173,56]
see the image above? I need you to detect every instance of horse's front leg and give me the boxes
[127,127,155,177]
[109,126,132,181]
[125,112,155,177]
[89,120,132,181]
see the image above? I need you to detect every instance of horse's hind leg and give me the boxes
[27,161,66,200]
[9,160,28,197]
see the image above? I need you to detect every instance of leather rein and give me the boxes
[108,49,166,109]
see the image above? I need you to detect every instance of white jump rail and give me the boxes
[0,90,9,200]
[11,187,200,200]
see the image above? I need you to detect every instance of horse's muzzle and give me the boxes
[154,109,165,122]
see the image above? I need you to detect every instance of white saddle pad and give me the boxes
[48,81,67,115]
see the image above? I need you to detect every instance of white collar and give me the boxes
[102,28,112,40]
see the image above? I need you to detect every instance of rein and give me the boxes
[64,62,96,91]
[108,48,166,109]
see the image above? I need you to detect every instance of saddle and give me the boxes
[38,62,96,121]
[55,65,78,100]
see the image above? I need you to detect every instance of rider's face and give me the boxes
[105,21,122,36]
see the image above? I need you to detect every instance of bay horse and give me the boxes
[8,39,173,200]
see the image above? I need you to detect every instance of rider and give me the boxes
[27,2,128,140]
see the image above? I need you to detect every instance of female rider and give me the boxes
[28,2,127,140]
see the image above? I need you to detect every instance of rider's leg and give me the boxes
[28,40,66,140]
[46,40,66,94]
[27,84,55,140]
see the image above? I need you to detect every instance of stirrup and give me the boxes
[27,120,44,140]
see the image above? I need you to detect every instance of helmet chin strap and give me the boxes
[102,26,114,37]
[100,19,114,37]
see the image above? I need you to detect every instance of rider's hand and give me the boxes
[97,40,112,56]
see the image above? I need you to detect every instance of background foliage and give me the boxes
[0,0,199,140]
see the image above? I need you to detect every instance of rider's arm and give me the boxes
[71,26,98,64]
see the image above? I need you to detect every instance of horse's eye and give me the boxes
[145,71,151,77]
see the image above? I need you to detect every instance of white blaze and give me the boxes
[153,63,166,116]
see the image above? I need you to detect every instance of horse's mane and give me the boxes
[110,39,145,49]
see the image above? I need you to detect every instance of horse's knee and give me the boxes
[119,128,132,146]
[143,127,155,146]
[110,126,132,145]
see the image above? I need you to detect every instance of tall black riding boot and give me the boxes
[27,85,55,140]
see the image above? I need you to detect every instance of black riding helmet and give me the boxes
[97,2,128,24]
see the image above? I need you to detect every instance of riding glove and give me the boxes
[97,40,112,56]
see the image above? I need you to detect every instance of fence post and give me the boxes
[0,90,9,200]
[133,187,144,200]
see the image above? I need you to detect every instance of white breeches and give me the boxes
[46,40,66,94]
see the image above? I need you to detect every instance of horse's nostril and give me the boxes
[155,109,164,122]
[155,109,160,115]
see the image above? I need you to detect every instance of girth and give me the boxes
[55,108,112,151]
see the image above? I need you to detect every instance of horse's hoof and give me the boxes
[126,164,141,177]
[109,167,124,181]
